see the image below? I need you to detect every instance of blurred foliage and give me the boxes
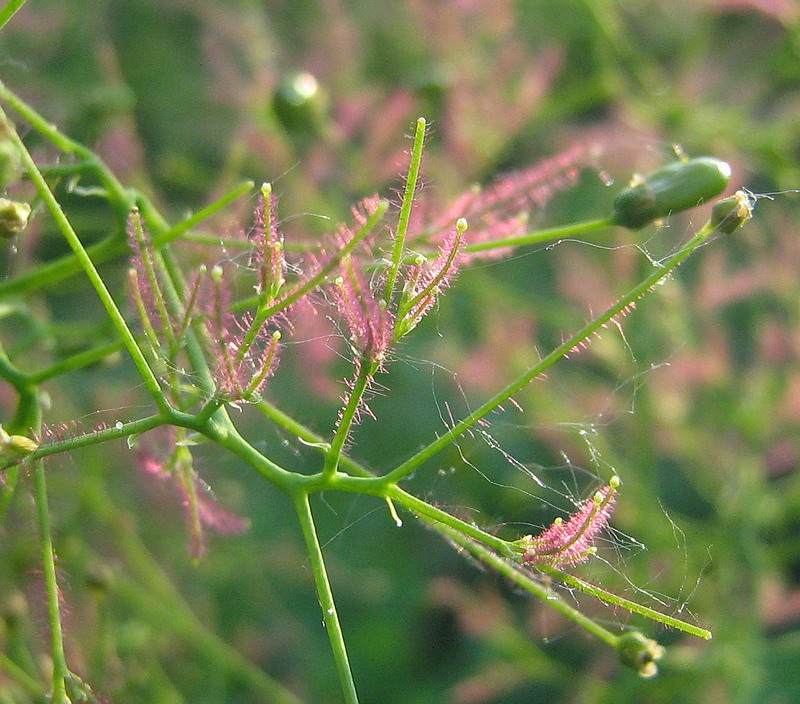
[2,0,800,703]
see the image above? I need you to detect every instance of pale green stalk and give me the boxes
[437,518,620,647]
[293,492,359,704]
[539,565,712,639]
[323,361,374,481]
[32,461,69,703]
[28,340,124,384]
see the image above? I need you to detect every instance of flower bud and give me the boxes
[617,630,665,678]
[0,432,38,464]
[711,190,754,234]
[613,157,731,230]
[272,72,326,135]
[0,197,32,239]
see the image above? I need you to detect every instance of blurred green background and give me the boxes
[2,1,800,702]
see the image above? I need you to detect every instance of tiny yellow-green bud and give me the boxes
[0,433,38,463]
[613,158,731,230]
[711,190,754,234]
[617,630,666,678]
[0,198,32,239]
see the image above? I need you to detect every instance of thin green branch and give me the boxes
[28,340,124,384]
[384,116,426,305]
[254,399,521,558]
[382,222,715,485]
[3,414,166,471]
[323,361,374,481]
[462,216,616,254]
[539,565,712,639]
[293,492,359,704]
[32,461,69,703]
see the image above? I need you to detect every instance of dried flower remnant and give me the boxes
[617,630,666,678]
[516,476,619,567]
[136,427,249,559]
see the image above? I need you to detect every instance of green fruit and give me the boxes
[613,157,732,229]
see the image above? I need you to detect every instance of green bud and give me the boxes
[613,157,732,230]
[0,197,32,239]
[0,433,38,463]
[272,72,326,134]
[711,190,754,234]
[617,630,665,678]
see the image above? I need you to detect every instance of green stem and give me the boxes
[0,0,26,30]
[384,484,514,557]
[6,414,166,471]
[539,565,712,639]
[0,104,172,415]
[384,117,426,305]
[293,492,359,704]
[32,461,70,703]
[323,361,373,480]
[383,222,715,485]
[171,410,294,490]
[462,216,616,254]
[0,235,123,299]
[0,339,38,433]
